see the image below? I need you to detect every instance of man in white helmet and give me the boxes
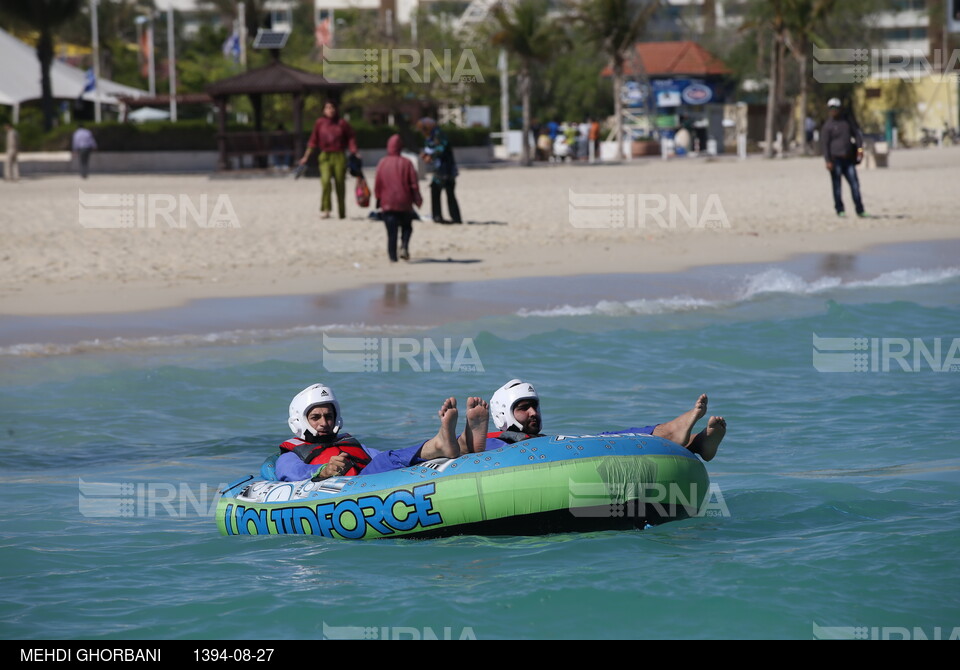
[475,379,726,461]
[272,383,462,481]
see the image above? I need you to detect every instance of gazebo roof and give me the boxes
[206,60,349,97]
[601,41,732,78]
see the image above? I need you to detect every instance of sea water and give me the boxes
[1,244,959,640]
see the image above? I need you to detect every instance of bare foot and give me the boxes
[693,393,708,423]
[421,397,460,459]
[653,393,708,447]
[458,397,490,454]
[688,415,726,462]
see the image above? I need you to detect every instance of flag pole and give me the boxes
[167,4,177,122]
[90,0,102,122]
[239,2,247,68]
[148,16,156,97]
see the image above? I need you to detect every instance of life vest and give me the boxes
[278,433,371,476]
[487,430,544,445]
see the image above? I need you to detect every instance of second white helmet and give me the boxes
[490,379,541,432]
[288,383,342,438]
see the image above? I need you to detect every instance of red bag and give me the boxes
[355,176,370,207]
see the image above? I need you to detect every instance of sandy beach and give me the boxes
[1,146,958,316]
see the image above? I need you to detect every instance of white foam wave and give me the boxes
[738,266,960,299]
[518,296,717,318]
[516,266,960,318]
[0,322,428,358]
[846,267,960,289]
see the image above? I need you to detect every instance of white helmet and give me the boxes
[288,383,342,438]
[490,379,541,431]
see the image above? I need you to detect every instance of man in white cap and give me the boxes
[821,98,867,218]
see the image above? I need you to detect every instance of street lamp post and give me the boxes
[90,0,102,122]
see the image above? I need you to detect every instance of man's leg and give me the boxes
[843,161,865,215]
[652,394,707,447]
[80,149,91,179]
[418,397,460,459]
[687,416,726,462]
[458,397,490,454]
[445,179,462,223]
[430,180,443,221]
[830,161,844,214]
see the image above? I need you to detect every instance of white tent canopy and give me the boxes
[0,26,145,116]
[128,106,171,122]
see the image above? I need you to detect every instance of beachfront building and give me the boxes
[654,1,959,148]
[854,2,960,146]
[601,40,733,154]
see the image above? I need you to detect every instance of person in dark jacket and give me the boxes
[374,134,422,262]
[821,98,867,218]
[416,118,462,224]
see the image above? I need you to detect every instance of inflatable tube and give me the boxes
[216,433,710,539]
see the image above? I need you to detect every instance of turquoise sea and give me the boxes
[2,241,959,640]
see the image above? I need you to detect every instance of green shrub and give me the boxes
[24,119,489,152]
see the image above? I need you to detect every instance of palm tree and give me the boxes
[1,0,85,131]
[745,0,835,157]
[491,0,562,166]
[780,1,836,154]
[570,0,660,160]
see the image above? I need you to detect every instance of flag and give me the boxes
[222,31,240,62]
[139,27,150,78]
[315,17,331,48]
[79,68,96,99]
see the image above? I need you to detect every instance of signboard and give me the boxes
[652,79,717,108]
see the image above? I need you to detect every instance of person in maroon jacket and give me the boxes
[298,100,359,219]
[374,134,422,262]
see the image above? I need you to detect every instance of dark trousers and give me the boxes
[383,211,413,262]
[78,148,92,179]
[430,178,461,223]
[830,158,864,215]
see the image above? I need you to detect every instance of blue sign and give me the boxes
[653,79,717,108]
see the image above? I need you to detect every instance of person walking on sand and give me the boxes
[4,123,20,182]
[72,123,97,179]
[298,100,359,219]
[374,134,422,262]
[416,117,462,224]
[822,98,867,218]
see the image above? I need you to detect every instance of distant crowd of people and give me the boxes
[532,118,602,163]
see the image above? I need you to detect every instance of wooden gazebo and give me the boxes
[206,60,349,170]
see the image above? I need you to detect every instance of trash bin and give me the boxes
[873,141,889,168]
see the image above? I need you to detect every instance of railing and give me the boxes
[217,131,300,169]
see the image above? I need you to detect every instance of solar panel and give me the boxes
[252,29,289,50]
